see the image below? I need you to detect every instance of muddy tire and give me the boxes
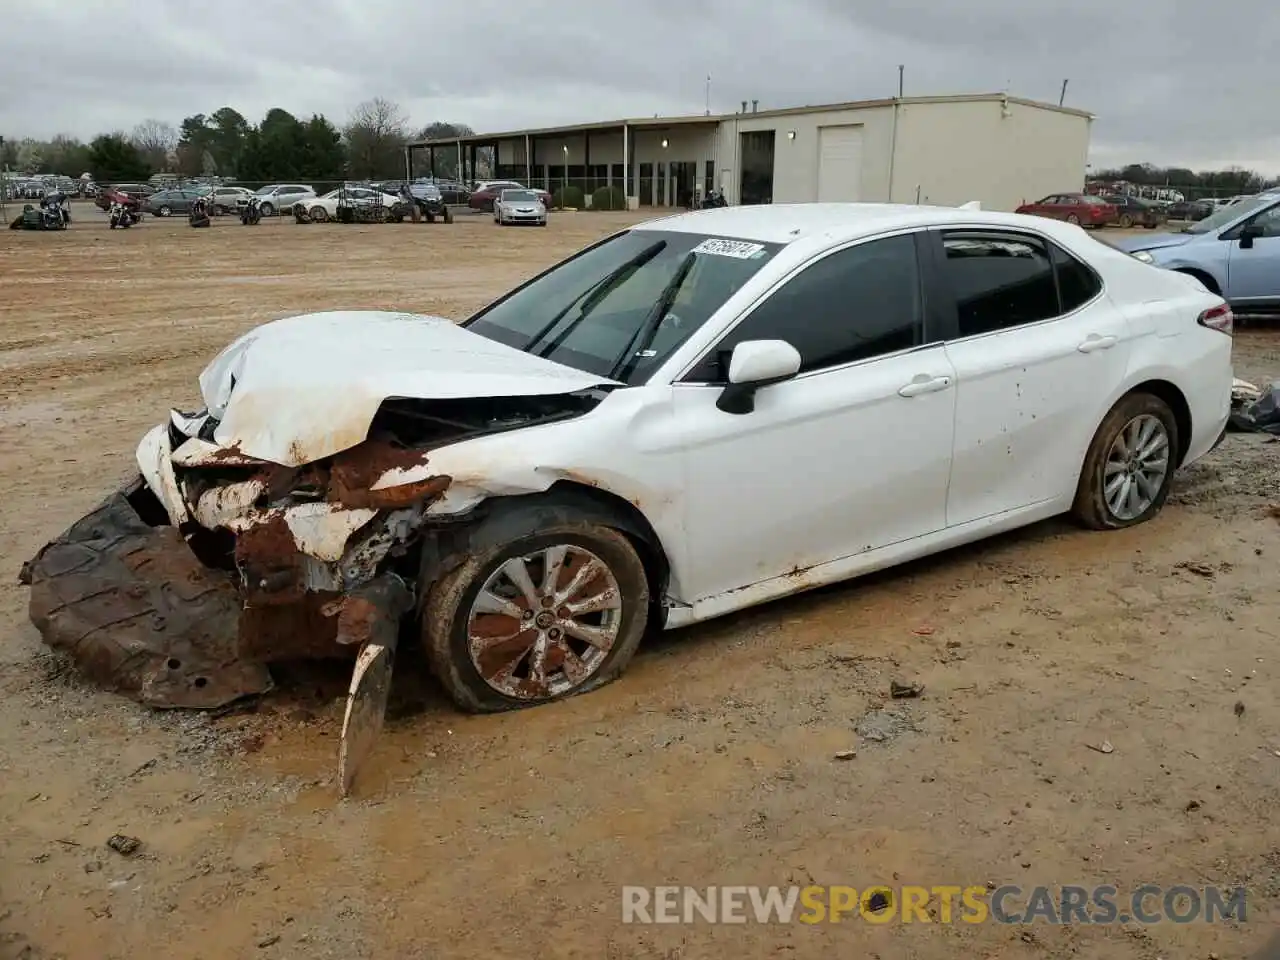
[23,486,271,708]
[421,519,650,713]
[1071,392,1179,530]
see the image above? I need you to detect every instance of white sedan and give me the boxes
[22,202,1233,792]
[494,188,548,226]
[304,187,400,222]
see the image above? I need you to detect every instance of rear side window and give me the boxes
[939,231,1101,337]
[686,233,922,380]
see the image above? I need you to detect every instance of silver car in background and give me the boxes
[494,188,548,227]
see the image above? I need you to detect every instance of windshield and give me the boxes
[1184,194,1279,233]
[465,229,783,385]
[502,190,538,202]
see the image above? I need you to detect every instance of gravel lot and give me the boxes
[1,206,1279,959]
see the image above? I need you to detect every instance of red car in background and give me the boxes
[93,183,150,212]
[468,181,552,212]
[1016,193,1118,228]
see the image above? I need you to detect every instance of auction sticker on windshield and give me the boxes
[692,238,767,259]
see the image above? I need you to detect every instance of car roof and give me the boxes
[631,203,1097,246]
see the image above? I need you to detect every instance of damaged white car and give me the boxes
[22,203,1233,793]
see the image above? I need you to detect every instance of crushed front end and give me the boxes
[19,388,601,794]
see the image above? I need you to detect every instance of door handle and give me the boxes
[898,375,952,397]
[1077,335,1117,353]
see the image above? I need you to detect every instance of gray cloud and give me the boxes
[2,0,1274,173]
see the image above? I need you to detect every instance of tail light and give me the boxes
[1198,303,1233,335]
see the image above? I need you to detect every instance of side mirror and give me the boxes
[716,340,802,415]
[1239,222,1264,249]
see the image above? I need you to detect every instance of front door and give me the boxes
[929,229,1132,526]
[1225,201,1280,305]
[672,232,957,602]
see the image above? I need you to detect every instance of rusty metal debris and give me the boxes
[23,488,273,709]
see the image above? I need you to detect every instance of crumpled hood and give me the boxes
[198,311,617,466]
[1111,232,1195,254]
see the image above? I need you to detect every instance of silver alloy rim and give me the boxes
[466,545,623,700]
[1104,414,1170,521]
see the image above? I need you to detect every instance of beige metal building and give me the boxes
[406,92,1093,213]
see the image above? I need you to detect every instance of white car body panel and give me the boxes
[308,189,399,218]
[137,203,1233,634]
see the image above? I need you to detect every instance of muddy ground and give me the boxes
[1,207,1279,960]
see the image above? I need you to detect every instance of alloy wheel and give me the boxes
[1103,414,1170,521]
[465,545,622,700]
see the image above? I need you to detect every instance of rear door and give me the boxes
[925,229,1132,526]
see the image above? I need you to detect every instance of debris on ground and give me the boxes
[1185,799,1202,812]
[105,835,141,857]
[889,680,925,699]
[912,625,935,636]
[1176,560,1217,578]
[855,707,917,744]
[1229,380,1280,434]
[833,749,857,761]
[1235,701,1246,718]
[1086,740,1115,754]
[1232,377,1262,408]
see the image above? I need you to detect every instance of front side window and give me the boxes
[940,231,1100,337]
[685,234,923,382]
[465,230,783,385]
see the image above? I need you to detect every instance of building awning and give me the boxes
[408,116,721,149]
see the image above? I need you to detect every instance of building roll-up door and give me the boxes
[817,124,864,202]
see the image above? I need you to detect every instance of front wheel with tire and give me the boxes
[157,205,172,217]
[1118,214,1134,228]
[259,202,275,217]
[1066,214,1081,225]
[1072,392,1179,530]
[309,206,328,222]
[421,521,650,713]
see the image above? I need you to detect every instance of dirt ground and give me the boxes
[1,206,1279,960]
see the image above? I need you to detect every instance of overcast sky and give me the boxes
[3,0,1275,174]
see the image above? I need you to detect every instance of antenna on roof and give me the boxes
[1059,78,1069,106]
[898,65,904,98]
[705,75,711,116]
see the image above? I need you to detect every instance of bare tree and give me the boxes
[344,98,410,180]
[130,119,178,172]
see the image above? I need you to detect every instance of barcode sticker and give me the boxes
[692,238,767,259]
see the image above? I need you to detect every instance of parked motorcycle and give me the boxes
[189,196,211,228]
[108,201,140,229]
[40,191,71,228]
[240,196,263,225]
[700,189,727,209]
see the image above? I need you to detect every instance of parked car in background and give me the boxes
[145,187,210,217]
[208,186,254,214]
[1102,195,1167,230]
[1116,190,1280,314]
[113,183,157,201]
[494,188,548,226]
[426,179,471,204]
[249,183,316,216]
[303,187,400,222]
[1166,199,1213,222]
[1015,193,1118,228]
[468,181,552,212]
[94,184,146,212]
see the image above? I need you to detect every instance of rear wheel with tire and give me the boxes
[1072,392,1179,530]
[1066,214,1081,225]
[1118,213,1134,228]
[260,202,275,217]
[421,519,650,713]
[309,206,328,222]
[158,205,172,217]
